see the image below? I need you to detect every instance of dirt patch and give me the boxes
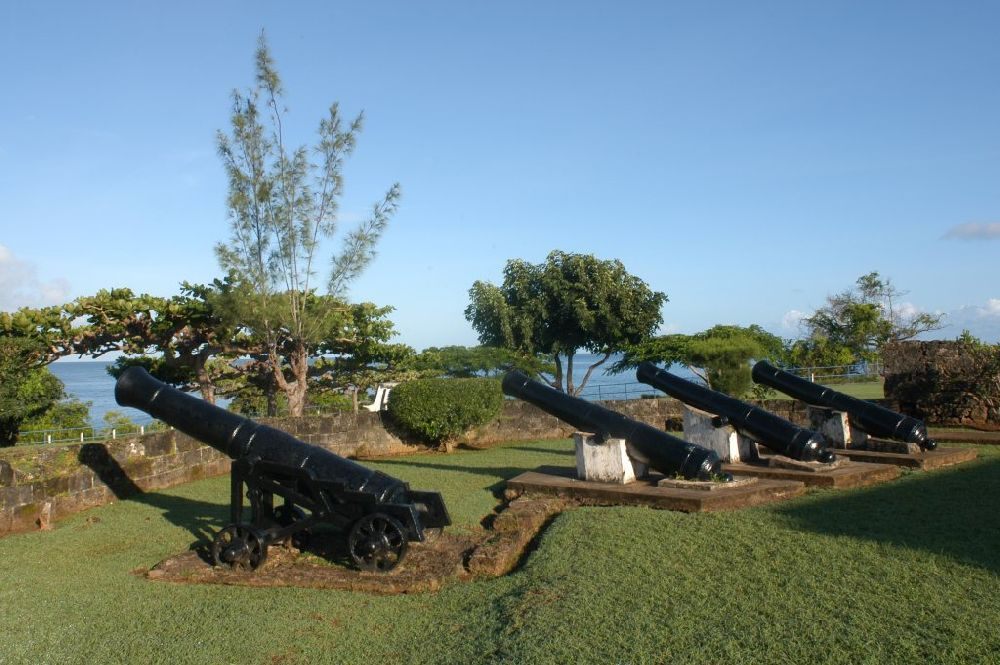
[144,496,570,594]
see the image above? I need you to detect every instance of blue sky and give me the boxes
[2,1,999,351]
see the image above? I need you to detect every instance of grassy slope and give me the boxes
[1,439,998,664]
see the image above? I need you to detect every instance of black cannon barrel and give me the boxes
[501,370,728,481]
[114,366,409,504]
[751,360,937,450]
[636,362,836,463]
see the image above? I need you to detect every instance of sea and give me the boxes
[49,354,691,428]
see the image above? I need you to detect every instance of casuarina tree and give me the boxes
[216,34,400,416]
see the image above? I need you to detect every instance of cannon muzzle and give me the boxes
[751,361,936,450]
[636,362,836,463]
[502,370,729,481]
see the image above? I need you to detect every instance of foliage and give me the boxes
[101,410,136,432]
[465,250,666,395]
[784,336,856,370]
[387,377,503,444]
[803,271,944,365]
[0,304,81,363]
[614,324,785,397]
[17,399,93,443]
[403,345,552,378]
[215,33,399,416]
[81,280,248,404]
[0,337,68,445]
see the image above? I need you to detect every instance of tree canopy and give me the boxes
[802,271,944,366]
[613,324,785,396]
[403,345,551,379]
[465,250,666,394]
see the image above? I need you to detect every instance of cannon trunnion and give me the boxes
[115,367,449,573]
[502,370,729,481]
[751,360,937,451]
[636,362,836,463]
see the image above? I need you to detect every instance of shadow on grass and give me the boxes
[373,458,541,496]
[78,444,226,546]
[772,456,1000,573]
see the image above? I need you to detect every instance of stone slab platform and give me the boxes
[723,458,900,489]
[506,466,805,513]
[834,446,978,470]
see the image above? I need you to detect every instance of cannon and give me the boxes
[502,370,730,481]
[751,360,937,451]
[114,367,450,573]
[636,362,836,463]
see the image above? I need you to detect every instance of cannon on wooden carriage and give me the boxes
[115,367,450,573]
[502,370,731,481]
[751,360,937,451]
[636,362,837,463]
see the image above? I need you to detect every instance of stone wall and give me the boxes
[884,340,1000,429]
[0,411,422,537]
[0,392,876,537]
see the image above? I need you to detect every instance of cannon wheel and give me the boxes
[211,525,268,571]
[348,513,408,572]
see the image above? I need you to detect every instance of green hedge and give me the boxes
[387,378,503,444]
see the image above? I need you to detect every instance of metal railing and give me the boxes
[16,422,168,445]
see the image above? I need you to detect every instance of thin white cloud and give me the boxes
[943,222,1000,240]
[781,309,807,331]
[0,244,71,311]
[941,298,1000,342]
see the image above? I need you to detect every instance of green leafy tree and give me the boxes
[465,251,666,395]
[94,280,248,404]
[0,304,82,363]
[215,34,400,416]
[312,303,414,413]
[0,337,68,445]
[614,324,785,397]
[404,345,553,379]
[804,271,944,365]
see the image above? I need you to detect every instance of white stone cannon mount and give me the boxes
[681,405,760,464]
[807,406,921,454]
[573,432,649,484]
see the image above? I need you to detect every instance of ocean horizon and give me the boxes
[48,354,684,428]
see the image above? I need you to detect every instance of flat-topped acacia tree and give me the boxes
[215,34,400,416]
[465,250,667,395]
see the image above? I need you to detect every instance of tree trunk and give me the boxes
[286,346,309,417]
[566,351,576,396]
[351,387,359,414]
[270,343,309,417]
[195,352,216,405]
[551,353,564,392]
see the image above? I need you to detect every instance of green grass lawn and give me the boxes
[1,439,998,664]
[764,378,885,401]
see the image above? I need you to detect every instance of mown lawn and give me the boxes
[1,439,998,664]
[764,378,885,401]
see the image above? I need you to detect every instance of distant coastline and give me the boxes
[48,354,679,428]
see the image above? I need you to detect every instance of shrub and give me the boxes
[387,378,503,444]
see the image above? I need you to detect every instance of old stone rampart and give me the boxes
[884,340,1000,429]
[0,393,880,536]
